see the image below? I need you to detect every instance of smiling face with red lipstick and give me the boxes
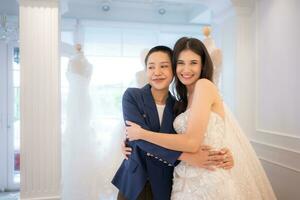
[172,37,214,115]
[176,49,202,87]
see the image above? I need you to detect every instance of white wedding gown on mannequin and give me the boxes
[62,51,137,200]
[62,52,101,200]
[171,105,276,199]
[203,37,223,87]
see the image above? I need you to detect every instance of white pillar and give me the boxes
[211,6,237,111]
[231,0,256,135]
[212,0,255,133]
[19,0,61,199]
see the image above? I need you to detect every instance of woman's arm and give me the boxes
[122,88,182,165]
[126,79,217,153]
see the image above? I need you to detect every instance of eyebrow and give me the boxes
[148,61,170,64]
[177,59,199,62]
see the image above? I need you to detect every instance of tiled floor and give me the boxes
[0,192,19,200]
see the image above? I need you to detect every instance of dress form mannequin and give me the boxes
[134,48,148,88]
[63,43,99,200]
[67,43,92,79]
[202,26,223,87]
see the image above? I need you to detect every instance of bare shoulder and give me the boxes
[195,78,216,92]
[194,79,218,100]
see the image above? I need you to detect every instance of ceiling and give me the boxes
[0,0,19,15]
[0,0,232,25]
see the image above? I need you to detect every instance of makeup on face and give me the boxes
[146,51,173,91]
[176,49,202,87]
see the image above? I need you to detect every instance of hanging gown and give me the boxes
[62,52,101,200]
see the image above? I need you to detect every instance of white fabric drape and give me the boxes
[224,103,277,199]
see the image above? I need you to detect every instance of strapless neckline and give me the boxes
[181,108,225,123]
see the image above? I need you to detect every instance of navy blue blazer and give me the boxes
[112,84,182,200]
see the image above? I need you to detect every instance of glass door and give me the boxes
[7,43,20,190]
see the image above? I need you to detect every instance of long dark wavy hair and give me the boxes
[172,37,214,116]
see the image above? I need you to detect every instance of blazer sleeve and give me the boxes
[122,88,181,166]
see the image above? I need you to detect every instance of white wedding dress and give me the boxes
[171,105,277,200]
[62,52,102,200]
[62,51,127,200]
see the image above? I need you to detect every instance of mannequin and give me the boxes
[134,48,149,88]
[63,43,99,200]
[202,26,223,87]
[67,43,92,79]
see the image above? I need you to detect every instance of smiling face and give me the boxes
[172,37,214,115]
[176,49,202,87]
[146,51,173,91]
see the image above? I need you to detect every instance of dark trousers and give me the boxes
[117,181,153,200]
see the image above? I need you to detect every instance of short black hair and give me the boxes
[144,45,173,67]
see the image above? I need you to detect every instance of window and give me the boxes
[0,42,20,191]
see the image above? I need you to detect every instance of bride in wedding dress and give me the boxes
[126,37,276,199]
[62,44,101,200]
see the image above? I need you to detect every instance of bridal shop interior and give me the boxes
[0,0,299,199]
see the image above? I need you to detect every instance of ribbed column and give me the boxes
[231,0,256,134]
[211,6,237,111]
[19,0,61,199]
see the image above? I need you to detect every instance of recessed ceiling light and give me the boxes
[102,4,110,12]
[158,8,166,15]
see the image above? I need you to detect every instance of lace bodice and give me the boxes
[171,109,237,199]
[174,109,225,150]
[172,109,229,178]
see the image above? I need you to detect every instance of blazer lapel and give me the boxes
[160,93,175,133]
[141,84,160,132]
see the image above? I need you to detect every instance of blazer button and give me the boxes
[146,153,150,156]
[143,114,146,118]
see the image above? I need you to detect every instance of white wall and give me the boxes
[256,0,300,136]
[254,0,300,199]
[215,0,300,199]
